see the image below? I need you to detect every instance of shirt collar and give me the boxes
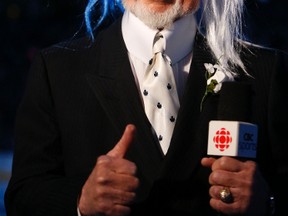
[122,10,197,65]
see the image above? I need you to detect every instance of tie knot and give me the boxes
[153,32,165,54]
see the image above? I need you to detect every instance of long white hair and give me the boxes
[200,0,247,75]
[84,0,247,75]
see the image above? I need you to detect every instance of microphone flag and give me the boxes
[207,120,258,158]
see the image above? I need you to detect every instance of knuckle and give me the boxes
[209,171,220,184]
[95,174,109,184]
[209,186,214,197]
[130,162,137,174]
[97,201,111,213]
[245,161,257,174]
[219,156,230,167]
[250,163,257,173]
[97,155,110,165]
[208,173,214,184]
[109,205,130,216]
[131,177,140,188]
[120,192,135,204]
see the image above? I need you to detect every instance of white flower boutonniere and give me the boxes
[200,63,234,111]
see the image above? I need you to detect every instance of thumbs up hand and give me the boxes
[78,124,139,216]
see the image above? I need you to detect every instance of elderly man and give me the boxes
[5,0,288,215]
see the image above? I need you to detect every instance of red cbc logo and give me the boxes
[213,128,232,152]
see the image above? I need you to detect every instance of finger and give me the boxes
[109,204,131,216]
[98,187,136,206]
[97,155,137,175]
[209,169,239,187]
[211,156,245,172]
[94,199,131,216]
[112,174,139,192]
[201,157,217,168]
[209,198,243,215]
[209,185,239,201]
[111,159,137,175]
[107,124,136,158]
[95,164,139,191]
[210,185,225,200]
[113,190,137,205]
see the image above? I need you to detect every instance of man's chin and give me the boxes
[124,0,183,29]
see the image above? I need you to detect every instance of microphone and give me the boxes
[207,82,258,158]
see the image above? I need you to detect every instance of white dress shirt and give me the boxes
[122,10,197,99]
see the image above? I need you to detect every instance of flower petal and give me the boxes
[204,63,215,74]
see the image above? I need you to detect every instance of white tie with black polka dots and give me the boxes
[142,31,180,154]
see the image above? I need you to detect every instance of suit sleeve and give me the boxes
[4,51,85,216]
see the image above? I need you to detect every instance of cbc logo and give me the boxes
[213,128,232,152]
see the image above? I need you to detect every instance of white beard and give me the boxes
[122,0,185,29]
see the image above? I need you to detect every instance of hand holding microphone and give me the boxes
[201,156,270,215]
[201,82,271,215]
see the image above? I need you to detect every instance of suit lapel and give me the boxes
[85,19,163,188]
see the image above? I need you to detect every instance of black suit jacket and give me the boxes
[5,18,288,215]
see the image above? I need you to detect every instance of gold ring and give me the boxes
[219,187,233,203]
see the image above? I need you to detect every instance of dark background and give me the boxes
[0,0,288,215]
[0,0,87,151]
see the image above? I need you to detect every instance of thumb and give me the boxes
[201,157,216,168]
[107,124,136,158]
